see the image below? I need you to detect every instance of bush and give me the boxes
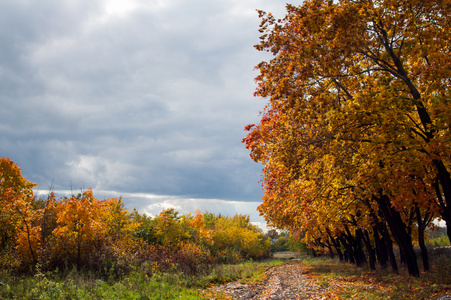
[172,241,213,275]
[426,236,451,247]
[274,236,291,251]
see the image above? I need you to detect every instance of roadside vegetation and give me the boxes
[0,258,286,299]
[1,156,450,299]
[303,247,451,299]
[0,157,275,299]
[1,248,450,299]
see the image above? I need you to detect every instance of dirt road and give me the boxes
[210,260,333,300]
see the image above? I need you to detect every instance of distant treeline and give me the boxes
[0,157,271,277]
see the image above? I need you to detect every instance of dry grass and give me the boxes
[272,251,305,260]
[302,247,451,299]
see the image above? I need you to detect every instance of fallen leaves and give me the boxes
[209,257,451,299]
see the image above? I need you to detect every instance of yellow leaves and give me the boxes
[104,197,140,238]
[247,0,451,260]
[213,225,270,261]
[188,210,213,244]
[0,158,273,275]
[150,208,193,247]
[53,189,107,243]
[0,157,38,267]
[0,157,36,196]
[15,224,41,263]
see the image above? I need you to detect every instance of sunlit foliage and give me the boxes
[0,157,271,277]
[244,0,451,277]
[0,157,37,269]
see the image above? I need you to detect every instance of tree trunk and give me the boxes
[326,240,335,259]
[343,226,366,267]
[339,236,355,264]
[373,225,387,269]
[355,230,367,266]
[434,178,451,243]
[415,205,430,271]
[434,160,451,243]
[331,237,344,262]
[344,233,362,266]
[24,221,36,263]
[446,218,451,245]
[362,230,376,270]
[375,194,419,277]
[378,219,399,274]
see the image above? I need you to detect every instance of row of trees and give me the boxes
[244,0,451,277]
[0,157,271,276]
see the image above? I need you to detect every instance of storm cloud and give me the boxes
[0,0,287,228]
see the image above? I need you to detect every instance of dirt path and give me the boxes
[209,260,333,300]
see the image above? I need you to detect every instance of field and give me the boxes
[0,258,285,299]
[1,249,450,299]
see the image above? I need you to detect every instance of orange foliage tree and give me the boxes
[38,190,144,273]
[50,189,108,270]
[0,157,37,267]
[244,0,451,277]
[0,158,271,276]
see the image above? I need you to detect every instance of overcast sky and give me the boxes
[0,0,287,229]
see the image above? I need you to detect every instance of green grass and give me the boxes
[0,258,285,300]
[2,250,449,299]
[0,269,203,299]
[185,258,285,288]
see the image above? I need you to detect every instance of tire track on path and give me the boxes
[210,260,332,300]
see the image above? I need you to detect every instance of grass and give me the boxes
[187,258,285,287]
[0,258,285,300]
[301,248,451,299]
[0,268,203,299]
[1,250,449,299]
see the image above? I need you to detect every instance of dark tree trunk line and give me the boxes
[362,230,376,270]
[372,225,388,269]
[338,235,355,264]
[332,238,344,262]
[375,193,419,277]
[415,204,432,271]
[379,221,399,274]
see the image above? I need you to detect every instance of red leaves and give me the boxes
[244,0,451,274]
[244,124,255,131]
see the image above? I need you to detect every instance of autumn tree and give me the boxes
[212,214,271,262]
[244,0,451,276]
[0,157,37,267]
[152,208,192,247]
[50,189,108,270]
[0,158,270,276]
[40,190,143,273]
[103,197,140,240]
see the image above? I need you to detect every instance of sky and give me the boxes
[0,0,288,230]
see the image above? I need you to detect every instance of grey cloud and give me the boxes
[1,0,286,226]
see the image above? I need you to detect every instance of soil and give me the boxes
[209,257,334,300]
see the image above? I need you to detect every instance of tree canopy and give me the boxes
[244,0,451,277]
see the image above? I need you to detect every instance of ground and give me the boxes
[210,260,331,299]
[207,250,451,300]
[209,252,337,300]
